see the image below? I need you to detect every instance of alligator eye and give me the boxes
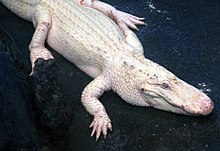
[161,81,170,89]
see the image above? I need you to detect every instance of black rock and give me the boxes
[32,58,74,143]
[0,26,41,151]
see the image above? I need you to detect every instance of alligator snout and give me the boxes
[184,97,214,116]
[198,98,214,115]
[174,80,215,116]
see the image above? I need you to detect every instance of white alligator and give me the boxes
[0,0,214,141]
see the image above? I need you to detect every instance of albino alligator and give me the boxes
[0,0,214,141]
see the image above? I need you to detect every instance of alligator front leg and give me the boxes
[81,75,112,141]
[29,6,54,75]
[80,0,146,31]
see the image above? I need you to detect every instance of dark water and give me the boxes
[0,0,220,150]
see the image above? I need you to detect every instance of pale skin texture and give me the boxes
[79,0,146,140]
[0,0,146,140]
[0,0,214,141]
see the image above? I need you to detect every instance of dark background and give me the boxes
[0,0,220,150]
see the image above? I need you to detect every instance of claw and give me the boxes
[89,115,112,141]
[131,15,145,20]
[91,126,96,137]
[114,10,146,31]
[102,126,107,138]
[108,122,112,131]
[29,70,34,76]
[95,127,101,141]
[126,20,139,30]
[89,121,94,128]
[130,17,146,26]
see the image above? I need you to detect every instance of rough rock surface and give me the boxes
[0,25,73,150]
[32,58,73,143]
[0,25,40,150]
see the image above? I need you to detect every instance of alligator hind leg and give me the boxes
[80,0,146,31]
[119,22,144,53]
[29,6,54,75]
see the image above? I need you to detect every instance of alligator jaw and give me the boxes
[138,70,214,116]
[140,84,214,116]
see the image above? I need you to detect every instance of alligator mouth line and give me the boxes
[141,91,192,115]
[163,98,192,115]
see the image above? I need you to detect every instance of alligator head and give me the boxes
[114,52,214,116]
[139,64,214,116]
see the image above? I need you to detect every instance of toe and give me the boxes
[131,15,145,20]
[95,127,102,141]
[125,20,139,30]
[89,115,112,140]
[102,124,108,138]
[108,122,112,131]
[130,18,146,25]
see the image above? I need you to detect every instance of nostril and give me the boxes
[201,98,214,115]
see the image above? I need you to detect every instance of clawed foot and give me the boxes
[29,47,54,75]
[89,114,112,141]
[80,0,146,30]
[113,10,146,30]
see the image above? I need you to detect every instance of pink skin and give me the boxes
[79,0,146,141]
[29,12,54,75]
[29,0,145,76]
[28,0,146,141]
[80,0,146,32]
